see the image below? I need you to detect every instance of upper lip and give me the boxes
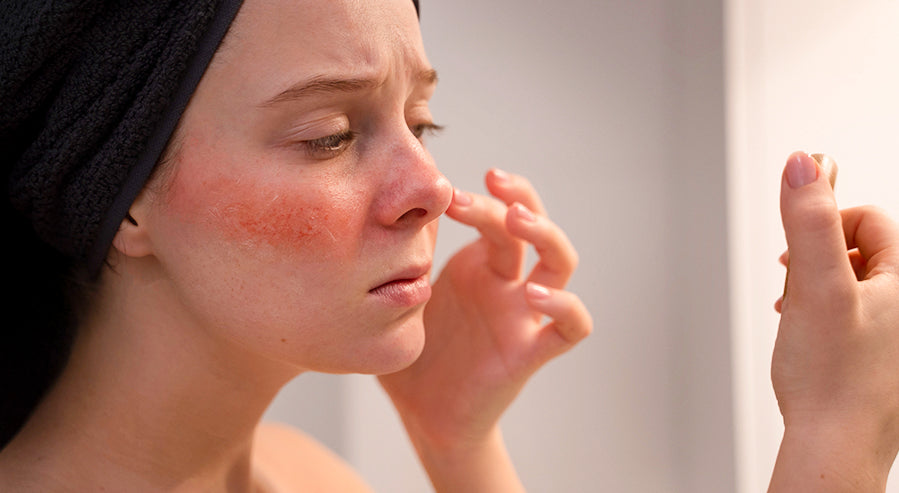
[370,262,432,291]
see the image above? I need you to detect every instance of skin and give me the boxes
[133,0,451,377]
[0,0,591,491]
[770,152,899,491]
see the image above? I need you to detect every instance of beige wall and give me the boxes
[727,0,899,491]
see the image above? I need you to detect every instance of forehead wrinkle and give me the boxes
[260,66,438,108]
[260,75,383,107]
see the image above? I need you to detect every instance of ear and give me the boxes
[110,191,154,258]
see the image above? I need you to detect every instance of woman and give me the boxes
[1,0,590,491]
[2,1,899,492]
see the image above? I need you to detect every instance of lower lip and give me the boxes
[369,276,432,307]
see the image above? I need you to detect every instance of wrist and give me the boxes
[412,424,502,464]
[410,426,526,493]
[770,420,895,491]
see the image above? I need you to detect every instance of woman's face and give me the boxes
[139,0,451,374]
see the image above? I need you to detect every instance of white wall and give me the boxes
[727,0,899,491]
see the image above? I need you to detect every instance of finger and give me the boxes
[524,282,593,365]
[779,250,789,267]
[505,202,578,288]
[780,151,856,304]
[839,206,899,280]
[484,168,547,216]
[846,249,867,281]
[446,188,526,278]
[776,251,789,301]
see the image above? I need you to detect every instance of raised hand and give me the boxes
[770,152,899,491]
[377,169,591,489]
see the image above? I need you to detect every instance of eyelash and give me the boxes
[304,129,357,157]
[300,123,444,159]
[410,122,444,141]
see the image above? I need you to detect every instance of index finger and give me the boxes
[484,169,547,216]
[840,206,899,280]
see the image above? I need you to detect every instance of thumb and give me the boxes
[780,151,854,303]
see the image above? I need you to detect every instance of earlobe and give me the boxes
[111,210,153,258]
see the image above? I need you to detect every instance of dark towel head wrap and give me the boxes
[1,0,420,448]
[2,0,245,275]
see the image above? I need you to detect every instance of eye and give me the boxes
[410,122,444,142]
[301,129,357,159]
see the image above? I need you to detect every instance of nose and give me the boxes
[372,128,452,229]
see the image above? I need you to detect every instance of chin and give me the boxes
[359,310,426,375]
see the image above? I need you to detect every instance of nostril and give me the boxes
[398,207,428,223]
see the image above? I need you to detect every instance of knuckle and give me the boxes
[859,204,889,218]
[546,223,578,269]
[557,293,592,334]
[793,198,839,236]
[558,247,579,274]
[513,172,534,190]
[568,247,580,270]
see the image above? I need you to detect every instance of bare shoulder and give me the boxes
[252,422,373,493]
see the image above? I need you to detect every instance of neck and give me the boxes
[1,262,300,492]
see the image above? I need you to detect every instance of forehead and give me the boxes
[215,0,427,92]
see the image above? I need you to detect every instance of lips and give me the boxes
[369,263,432,307]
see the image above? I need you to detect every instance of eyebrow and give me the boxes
[261,68,439,107]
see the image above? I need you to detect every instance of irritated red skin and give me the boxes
[168,172,334,251]
[212,183,330,250]
[155,126,358,260]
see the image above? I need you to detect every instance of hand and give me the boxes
[770,152,899,491]
[378,168,592,453]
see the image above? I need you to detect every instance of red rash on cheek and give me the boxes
[222,198,330,249]
[165,171,343,252]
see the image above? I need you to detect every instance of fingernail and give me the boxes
[785,152,818,189]
[526,282,551,300]
[453,188,472,206]
[513,203,537,222]
[491,168,510,184]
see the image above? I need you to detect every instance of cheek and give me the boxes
[162,168,359,256]
[223,196,329,250]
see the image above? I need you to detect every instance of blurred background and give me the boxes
[264,0,899,491]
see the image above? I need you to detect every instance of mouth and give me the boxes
[368,263,433,307]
